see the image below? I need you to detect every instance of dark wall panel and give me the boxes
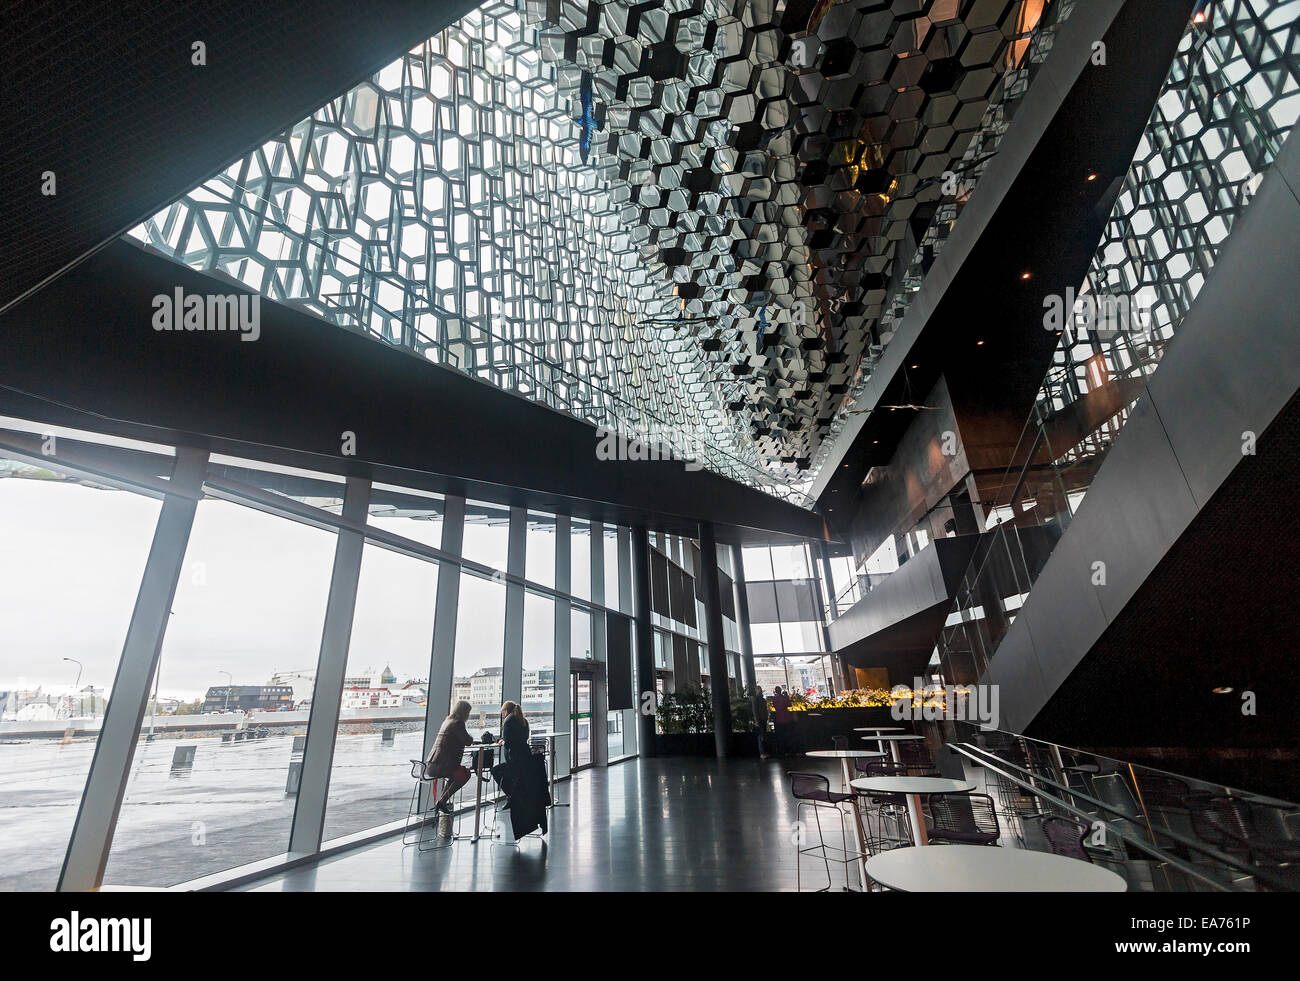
[651,551,670,618]
[605,613,634,711]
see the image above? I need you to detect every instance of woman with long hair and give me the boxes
[499,700,531,764]
[425,700,475,813]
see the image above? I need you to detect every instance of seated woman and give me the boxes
[425,700,475,814]
[499,701,531,764]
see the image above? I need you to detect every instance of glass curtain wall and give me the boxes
[321,542,439,843]
[0,443,165,890]
[1,410,638,890]
[103,496,338,887]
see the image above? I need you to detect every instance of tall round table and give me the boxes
[849,775,974,846]
[853,725,905,754]
[865,844,1127,892]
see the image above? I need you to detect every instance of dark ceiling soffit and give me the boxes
[0,239,825,546]
[0,0,482,314]
[812,0,1198,510]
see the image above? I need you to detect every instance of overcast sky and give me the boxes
[0,477,555,703]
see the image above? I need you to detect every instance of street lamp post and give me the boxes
[63,658,83,717]
[220,671,233,713]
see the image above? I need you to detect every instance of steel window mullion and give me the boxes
[422,495,465,765]
[57,447,209,892]
[288,476,371,855]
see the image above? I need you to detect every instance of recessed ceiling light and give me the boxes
[910,364,919,369]
[1212,686,1234,694]
[1087,172,1099,182]
[872,440,879,444]
[976,340,985,346]
[1020,271,1032,280]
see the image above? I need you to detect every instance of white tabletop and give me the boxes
[853,726,905,733]
[865,844,1127,892]
[861,733,925,741]
[850,776,974,795]
[805,749,888,759]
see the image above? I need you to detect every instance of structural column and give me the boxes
[589,521,609,765]
[500,505,527,705]
[730,543,757,693]
[289,476,371,854]
[59,448,209,891]
[630,526,657,757]
[617,525,637,756]
[553,514,572,776]
[811,541,840,694]
[698,522,732,757]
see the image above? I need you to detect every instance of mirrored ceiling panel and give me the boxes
[129,0,1067,506]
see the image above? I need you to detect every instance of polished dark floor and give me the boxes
[242,756,858,892]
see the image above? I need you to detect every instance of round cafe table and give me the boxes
[850,775,974,846]
[865,844,1127,892]
[853,725,904,753]
[804,748,886,888]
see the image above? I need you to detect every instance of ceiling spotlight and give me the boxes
[1020,271,1032,280]
[976,339,985,346]
[1212,686,1234,695]
[1086,172,1099,182]
[910,364,919,369]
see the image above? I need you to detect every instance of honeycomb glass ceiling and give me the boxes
[129,0,1057,506]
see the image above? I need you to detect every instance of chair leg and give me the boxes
[837,804,855,891]
[403,780,421,845]
[796,801,804,893]
[812,805,832,892]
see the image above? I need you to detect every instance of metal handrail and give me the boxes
[949,742,1296,892]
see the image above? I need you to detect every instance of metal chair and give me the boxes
[984,741,1044,842]
[831,735,850,751]
[1040,815,1092,861]
[403,759,459,851]
[853,758,913,853]
[1187,793,1300,868]
[787,771,863,892]
[927,792,1001,845]
[898,736,938,776]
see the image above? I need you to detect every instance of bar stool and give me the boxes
[787,771,863,892]
[853,758,914,853]
[403,759,463,851]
